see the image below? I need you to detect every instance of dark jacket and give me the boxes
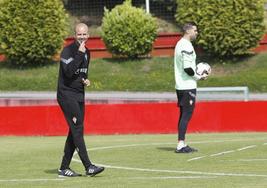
[57,41,90,102]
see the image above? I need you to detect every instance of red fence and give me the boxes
[1,33,267,61]
[65,33,267,59]
[1,101,267,136]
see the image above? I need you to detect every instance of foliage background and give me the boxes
[101,1,158,58]
[175,0,265,57]
[0,0,68,65]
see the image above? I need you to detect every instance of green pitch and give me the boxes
[0,133,267,188]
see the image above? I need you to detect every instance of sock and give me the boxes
[177,140,187,150]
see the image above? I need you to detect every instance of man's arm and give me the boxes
[81,50,90,86]
[60,41,86,78]
[182,51,205,80]
[184,67,203,80]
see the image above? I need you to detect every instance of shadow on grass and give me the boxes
[44,169,58,175]
[44,169,105,178]
[156,147,175,152]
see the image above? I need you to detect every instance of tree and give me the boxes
[101,0,158,58]
[175,0,265,57]
[0,0,68,65]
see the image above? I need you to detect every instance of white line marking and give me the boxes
[87,143,172,151]
[0,179,65,182]
[187,156,207,161]
[72,138,267,178]
[188,145,258,161]
[73,157,267,178]
[210,150,235,157]
[86,137,267,151]
[129,176,217,179]
[81,161,267,178]
[102,164,267,177]
[190,137,266,143]
[237,145,257,151]
[238,159,267,162]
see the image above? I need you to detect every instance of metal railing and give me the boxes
[197,86,249,101]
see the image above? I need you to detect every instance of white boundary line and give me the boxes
[2,138,265,183]
[87,143,173,151]
[210,150,235,157]
[129,176,217,179]
[187,156,207,162]
[237,145,257,151]
[72,139,267,178]
[0,179,65,182]
[85,137,267,152]
[237,159,267,162]
[72,159,267,178]
[188,145,257,162]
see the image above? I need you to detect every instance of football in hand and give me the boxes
[196,62,211,76]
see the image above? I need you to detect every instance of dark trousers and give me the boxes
[176,89,196,141]
[58,99,91,170]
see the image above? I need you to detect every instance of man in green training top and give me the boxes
[174,22,208,153]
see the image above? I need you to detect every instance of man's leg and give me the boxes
[176,89,197,153]
[58,99,92,170]
[59,130,75,170]
[178,105,194,141]
[77,101,105,176]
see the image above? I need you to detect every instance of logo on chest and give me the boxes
[75,68,87,74]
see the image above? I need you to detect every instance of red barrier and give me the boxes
[1,33,267,61]
[190,101,267,132]
[63,33,267,59]
[1,101,267,136]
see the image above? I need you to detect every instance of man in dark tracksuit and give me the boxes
[57,23,104,177]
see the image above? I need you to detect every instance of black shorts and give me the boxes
[176,89,196,108]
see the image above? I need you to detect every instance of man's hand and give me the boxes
[78,41,86,53]
[82,78,90,86]
[200,73,209,80]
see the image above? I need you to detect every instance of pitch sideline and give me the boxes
[72,138,267,178]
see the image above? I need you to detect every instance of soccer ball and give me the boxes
[196,62,211,76]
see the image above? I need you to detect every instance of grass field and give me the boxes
[1,53,267,92]
[0,133,267,188]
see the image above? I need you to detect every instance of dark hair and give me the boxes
[182,22,197,33]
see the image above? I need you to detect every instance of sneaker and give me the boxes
[86,164,105,177]
[58,168,82,177]
[175,145,198,153]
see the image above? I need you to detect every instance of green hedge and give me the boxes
[101,0,158,58]
[175,0,265,57]
[0,0,68,65]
